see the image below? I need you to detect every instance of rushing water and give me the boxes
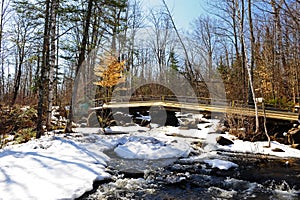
[78,149,300,200]
[103,149,178,175]
[76,111,300,199]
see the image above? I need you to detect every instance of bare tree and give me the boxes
[192,16,218,79]
[271,0,286,100]
[0,0,5,100]
[148,8,171,79]
[64,0,94,133]
[10,16,33,105]
[0,0,11,101]
[236,0,259,134]
[46,0,59,130]
[162,0,208,96]
[208,0,247,101]
[247,0,255,105]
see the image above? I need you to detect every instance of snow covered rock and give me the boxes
[113,136,191,160]
[204,159,238,170]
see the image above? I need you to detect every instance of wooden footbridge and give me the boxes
[91,96,299,121]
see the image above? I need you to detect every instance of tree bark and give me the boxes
[237,0,247,102]
[247,0,255,105]
[46,0,59,131]
[37,0,51,138]
[0,0,6,100]
[11,53,24,105]
[237,0,259,133]
[271,0,285,100]
[64,0,94,133]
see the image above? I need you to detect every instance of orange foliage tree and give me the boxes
[94,55,126,102]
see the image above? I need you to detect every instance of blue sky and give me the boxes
[142,0,208,31]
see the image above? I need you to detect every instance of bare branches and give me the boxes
[161,0,207,90]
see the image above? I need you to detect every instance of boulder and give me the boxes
[165,111,180,126]
[216,136,234,146]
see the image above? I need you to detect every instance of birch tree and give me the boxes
[236,0,259,134]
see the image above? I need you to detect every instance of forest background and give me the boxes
[0,0,299,139]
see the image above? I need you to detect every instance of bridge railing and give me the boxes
[92,95,296,112]
[90,96,299,120]
[93,95,234,106]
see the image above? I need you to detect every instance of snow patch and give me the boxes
[0,136,110,200]
[204,159,238,170]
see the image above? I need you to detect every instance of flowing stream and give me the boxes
[103,149,178,176]
[78,111,300,199]
[79,149,300,199]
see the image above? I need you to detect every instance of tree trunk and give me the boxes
[46,0,59,131]
[237,0,247,103]
[230,0,242,101]
[271,0,285,100]
[0,0,4,100]
[237,0,259,133]
[248,0,255,105]
[262,101,270,147]
[231,0,240,64]
[11,58,23,105]
[37,0,51,138]
[64,0,93,133]
[11,24,26,106]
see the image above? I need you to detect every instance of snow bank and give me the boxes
[0,136,110,200]
[217,140,300,158]
[201,129,300,159]
[113,136,191,159]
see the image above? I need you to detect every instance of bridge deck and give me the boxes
[91,100,299,121]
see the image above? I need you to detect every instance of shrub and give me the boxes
[14,128,36,144]
[266,98,294,111]
[0,106,37,147]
